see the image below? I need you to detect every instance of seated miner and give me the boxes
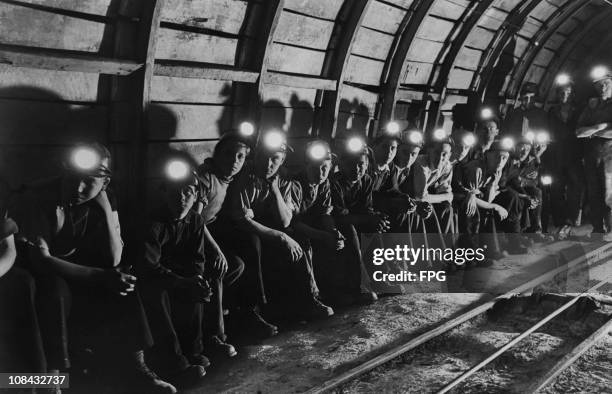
[513,132,548,238]
[393,130,433,227]
[450,130,488,252]
[227,130,334,320]
[408,129,455,234]
[196,125,277,338]
[291,140,353,305]
[471,111,501,161]
[0,213,47,373]
[330,135,391,299]
[138,159,240,387]
[370,123,417,228]
[475,138,528,254]
[576,66,612,241]
[10,144,176,393]
[195,126,279,340]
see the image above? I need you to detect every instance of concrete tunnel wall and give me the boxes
[1,0,612,232]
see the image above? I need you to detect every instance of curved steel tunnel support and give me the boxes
[378,0,435,131]
[541,7,612,102]
[507,0,590,100]
[428,0,495,126]
[316,0,373,139]
[473,0,540,102]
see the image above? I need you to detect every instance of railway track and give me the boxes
[306,241,612,394]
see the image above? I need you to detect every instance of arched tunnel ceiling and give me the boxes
[1,0,612,175]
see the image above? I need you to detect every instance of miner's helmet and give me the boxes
[428,128,453,148]
[591,65,612,83]
[399,129,424,148]
[66,143,112,178]
[337,133,371,160]
[491,136,516,153]
[258,129,293,154]
[372,121,403,146]
[305,139,334,162]
[555,73,572,86]
[454,129,477,148]
[518,133,534,146]
[480,107,495,121]
[215,121,257,152]
[164,159,199,188]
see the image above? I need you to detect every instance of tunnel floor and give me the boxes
[65,232,612,394]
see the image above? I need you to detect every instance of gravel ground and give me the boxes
[339,295,612,394]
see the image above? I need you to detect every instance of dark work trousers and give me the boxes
[522,186,543,233]
[203,250,244,340]
[0,267,47,373]
[140,283,203,371]
[424,201,455,235]
[261,230,319,309]
[456,197,481,250]
[584,142,612,233]
[550,163,583,227]
[206,221,263,310]
[491,189,523,234]
[35,274,153,371]
[311,221,370,301]
[482,189,524,251]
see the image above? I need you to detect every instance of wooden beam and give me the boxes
[507,0,590,99]
[154,62,259,83]
[262,72,337,91]
[473,0,540,101]
[378,0,435,129]
[0,43,142,75]
[396,88,440,102]
[122,0,164,234]
[316,0,373,139]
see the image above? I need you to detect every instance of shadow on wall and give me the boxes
[0,86,108,191]
[486,38,516,102]
[337,98,372,138]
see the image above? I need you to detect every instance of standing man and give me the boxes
[10,143,176,393]
[548,82,582,237]
[576,66,612,241]
[503,83,549,138]
[472,116,501,161]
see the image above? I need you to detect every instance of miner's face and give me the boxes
[395,145,420,168]
[374,139,398,166]
[306,158,332,185]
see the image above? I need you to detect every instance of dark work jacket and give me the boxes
[141,207,206,285]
